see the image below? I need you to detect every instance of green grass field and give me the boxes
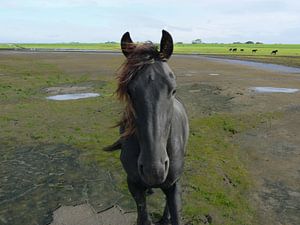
[1,43,300,56]
[175,43,300,56]
[0,43,15,49]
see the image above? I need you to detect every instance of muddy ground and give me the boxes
[172,54,300,225]
[0,51,299,225]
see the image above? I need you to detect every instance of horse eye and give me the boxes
[171,89,176,96]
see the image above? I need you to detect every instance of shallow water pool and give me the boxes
[250,87,299,93]
[46,93,100,100]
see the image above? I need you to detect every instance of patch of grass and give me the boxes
[183,113,280,225]
[0,43,14,49]
[7,43,121,51]
[0,55,121,168]
[5,42,299,56]
[174,43,300,56]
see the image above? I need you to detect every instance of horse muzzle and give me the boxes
[138,157,169,186]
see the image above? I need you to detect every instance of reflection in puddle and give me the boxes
[46,93,100,100]
[250,87,299,93]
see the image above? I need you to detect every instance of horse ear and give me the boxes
[159,30,173,60]
[121,32,135,57]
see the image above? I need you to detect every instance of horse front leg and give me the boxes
[158,203,170,225]
[162,181,182,225]
[127,178,153,225]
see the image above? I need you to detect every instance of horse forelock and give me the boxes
[116,42,160,137]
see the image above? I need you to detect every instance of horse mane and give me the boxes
[116,42,161,137]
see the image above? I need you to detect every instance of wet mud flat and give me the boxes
[237,107,300,225]
[0,144,129,225]
[1,51,300,224]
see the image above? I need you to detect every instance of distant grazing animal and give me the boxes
[229,48,232,52]
[232,48,237,52]
[104,30,189,225]
[252,49,258,53]
[271,50,278,55]
[240,49,244,52]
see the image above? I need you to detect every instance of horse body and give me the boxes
[106,30,189,225]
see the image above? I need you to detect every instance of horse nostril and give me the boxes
[164,159,169,172]
[139,164,144,176]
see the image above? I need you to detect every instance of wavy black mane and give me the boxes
[116,42,161,137]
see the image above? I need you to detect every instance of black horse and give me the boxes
[105,30,189,225]
[271,50,278,55]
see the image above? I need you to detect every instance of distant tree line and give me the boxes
[190,39,263,44]
[233,41,263,44]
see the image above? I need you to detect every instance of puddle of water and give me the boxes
[175,55,300,74]
[46,93,100,100]
[250,87,299,93]
[208,57,300,74]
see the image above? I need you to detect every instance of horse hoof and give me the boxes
[157,218,171,225]
[138,220,153,225]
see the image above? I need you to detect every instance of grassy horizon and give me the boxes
[1,42,300,67]
[1,42,300,55]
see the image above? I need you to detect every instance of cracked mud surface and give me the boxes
[0,144,128,225]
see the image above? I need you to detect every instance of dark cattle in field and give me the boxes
[271,50,278,55]
[229,48,232,52]
[240,49,244,52]
[232,48,237,52]
[252,49,258,53]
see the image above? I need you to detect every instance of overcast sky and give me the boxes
[0,0,299,43]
